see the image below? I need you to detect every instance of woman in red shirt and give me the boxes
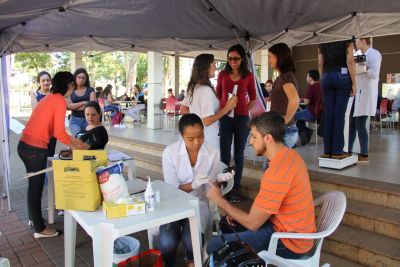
[217,44,257,203]
[18,71,87,238]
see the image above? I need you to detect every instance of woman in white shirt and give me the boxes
[181,54,237,148]
[161,113,234,267]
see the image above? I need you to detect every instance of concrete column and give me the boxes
[260,49,272,82]
[147,51,163,129]
[171,54,180,96]
[71,52,83,71]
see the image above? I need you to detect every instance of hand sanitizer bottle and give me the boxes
[144,177,155,211]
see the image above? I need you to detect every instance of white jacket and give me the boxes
[354,47,382,117]
[162,140,221,233]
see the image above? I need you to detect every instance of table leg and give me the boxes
[47,159,55,224]
[64,211,77,267]
[93,223,114,267]
[125,159,136,181]
[147,229,154,249]
[189,215,202,266]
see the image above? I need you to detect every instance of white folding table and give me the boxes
[64,179,202,267]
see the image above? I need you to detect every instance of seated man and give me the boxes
[295,70,322,146]
[207,111,316,259]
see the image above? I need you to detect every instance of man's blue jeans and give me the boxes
[295,109,316,132]
[206,218,307,259]
[322,71,352,155]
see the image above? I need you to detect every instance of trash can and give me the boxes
[113,236,140,264]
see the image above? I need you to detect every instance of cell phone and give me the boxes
[223,165,235,173]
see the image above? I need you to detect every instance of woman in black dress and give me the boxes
[77,101,109,150]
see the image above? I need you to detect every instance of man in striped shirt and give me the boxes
[207,111,316,259]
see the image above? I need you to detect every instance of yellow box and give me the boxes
[53,159,104,211]
[102,197,146,219]
[72,150,108,166]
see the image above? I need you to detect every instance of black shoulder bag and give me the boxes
[204,221,266,267]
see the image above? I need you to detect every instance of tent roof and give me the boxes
[1,0,400,53]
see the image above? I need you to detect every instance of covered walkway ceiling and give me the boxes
[1,0,400,54]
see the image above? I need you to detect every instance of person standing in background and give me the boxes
[181,53,237,149]
[67,68,96,136]
[217,44,257,203]
[348,37,382,162]
[31,71,58,161]
[268,43,300,148]
[19,71,87,239]
[319,40,356,159]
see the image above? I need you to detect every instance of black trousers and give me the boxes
[18,141,48,233]
[219,115,250,190]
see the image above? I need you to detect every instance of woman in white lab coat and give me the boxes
[349,38,382,162]
[160,113,234,267]
[180,54,237,149]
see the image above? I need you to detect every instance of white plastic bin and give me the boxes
[113,236,140,264]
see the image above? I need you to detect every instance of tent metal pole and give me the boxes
[356,18,400,38]
[293,13,355,46]
[0,56,12,211]
[0,26,23,55]
[315,13,354,34]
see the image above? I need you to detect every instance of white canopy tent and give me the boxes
[1,0,400,53]
[1,0,400,210]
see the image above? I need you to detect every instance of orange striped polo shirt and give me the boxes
[253,146,316,253]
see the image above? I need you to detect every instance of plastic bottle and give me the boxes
[144,177,155,211]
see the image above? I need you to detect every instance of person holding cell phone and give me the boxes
[216,44,257,203]
[180,53,237,149]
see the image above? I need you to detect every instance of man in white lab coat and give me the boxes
[349,37,382,162]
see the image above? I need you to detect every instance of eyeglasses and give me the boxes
[227,57,241,62]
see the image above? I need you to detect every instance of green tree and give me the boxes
[83,51,127,94]
[136,53,148,88]
[53,52,71,72]
[14,52,52,80]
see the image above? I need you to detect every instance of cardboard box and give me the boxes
[53,153,106,211]
[103,197,145,219]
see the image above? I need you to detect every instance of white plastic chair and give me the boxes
[258,191,347,267]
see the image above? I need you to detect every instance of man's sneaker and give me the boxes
[306,128,314,144]
[299,131,308,146]
[227,190,241,203]
[358,154,369,163]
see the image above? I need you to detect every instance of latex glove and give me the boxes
[192,174,209,189]
[217,170,235,182]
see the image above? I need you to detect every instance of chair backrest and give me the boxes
[380,98,388,115]
[314,191,347,247]
[165,96,177,114]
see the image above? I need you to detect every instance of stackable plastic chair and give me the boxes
[258,191,347,267]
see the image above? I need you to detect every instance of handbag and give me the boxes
[204,221,266,267]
